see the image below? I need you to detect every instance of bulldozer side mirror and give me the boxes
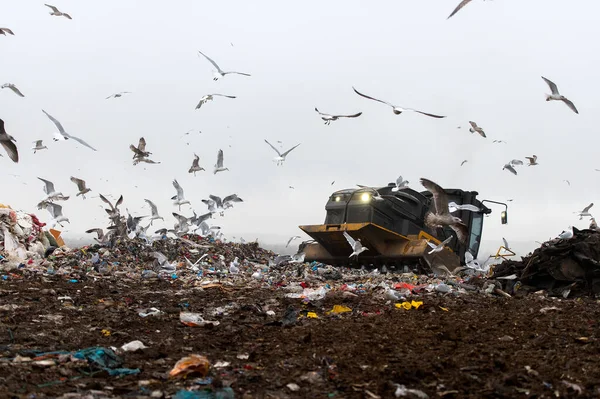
[501,211,508,225]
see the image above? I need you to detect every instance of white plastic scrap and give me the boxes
[394,384,429,399]
[138,308,162,318]
[121,340,148,352]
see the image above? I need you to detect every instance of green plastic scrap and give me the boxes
[173,387,235,399]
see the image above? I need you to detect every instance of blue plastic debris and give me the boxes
[173,388,234,399]
[72,347,140,376]
[69,279,78,283]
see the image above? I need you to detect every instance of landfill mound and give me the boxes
[492,228,600,296]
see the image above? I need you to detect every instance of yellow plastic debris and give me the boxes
[439,306,449,312]
[395,300,423,310]
[411,300,423,309]
[101,329,111,337]
[328,305,352,314]
[306,312,319,319]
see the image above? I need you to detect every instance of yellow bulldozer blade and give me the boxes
[298,222,460,272]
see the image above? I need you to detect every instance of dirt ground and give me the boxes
[1,277,599,399]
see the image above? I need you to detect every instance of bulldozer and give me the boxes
[298,182,507,273]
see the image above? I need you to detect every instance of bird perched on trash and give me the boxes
[314,107,362,125]
[45,4,72,19]
[391,176,409,192]
[502,237,510,250]
[353,87,446,118]
[197,50,251,81]
[213,149,229,174]
[188,153,205,176]
[0,27,14,36]
[557,226,574,240]
[144,199,164,225]
[32,140,48,154]
[264,139,301,166]
[420,178,469,244]
[468,121,486,138]
[590,218,599,231]
[195,94,236,109]
[343,231,369,258]
[541,76,578,114]
[525,155,538,166]
[575,203,593,220]
[70,177,91,199]
[172,179,191,210]
[426,236,453,255]
[1,83,25,97]
[0,118,18,162]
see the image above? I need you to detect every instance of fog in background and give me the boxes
[1,0,599,260]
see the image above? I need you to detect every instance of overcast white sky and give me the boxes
[1,0,599,256]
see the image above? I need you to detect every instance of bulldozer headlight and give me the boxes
[335,196,341,202]
[360,193,371,202]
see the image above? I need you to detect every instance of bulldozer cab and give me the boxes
[299,183,492,267]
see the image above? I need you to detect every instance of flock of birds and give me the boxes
[0,2,596,260]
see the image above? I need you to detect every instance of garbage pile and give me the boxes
[492,228,600,297]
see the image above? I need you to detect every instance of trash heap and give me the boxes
[492,228,600,297]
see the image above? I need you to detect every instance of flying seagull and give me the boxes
[448,202,481,213]
[172,179,191,210]
[144,199,164,225]
[509,159,524,166]
[420,178,469,244]
[32,140,48,153]
[264,139,301,166]
[195,94,236,109]
[392,176,409,192]
[353,87,445,118]
[0,28,14,36]
[525,155,538,166]
[541,76,578,114]
[314,107,362,125]
[130,137,150,159]
[38,177,69,201]
[86,228,112,245]
[447,0,478,19]
[564,180,571,186]
[426,236,453,255]
[343,231,369,258]
[0,119,18,163]
[44,4,72,19]
[197,50,251,81]
[468,121,486,138]
[106,91,131,99]
[213,149,229,174]
[188,153,205,176]
[70,177,91,199]
[575,203,594,220]
[45,202,69,228]
[461,160,468,166]
[502,163,517,175]
[41,110,97,151]
[286,235,302,248]
[1,83,24,97]
[493,140,507,144]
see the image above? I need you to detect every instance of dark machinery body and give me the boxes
[298,183,492,269]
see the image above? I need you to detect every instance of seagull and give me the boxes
[197,50,251,81]
[85,228,112,245]
[44,4,72,19]
[564,180,571,186]
[188,153,205,175]
[391,176,409,192]
[133,157,160,165]
[38,177,68,201]
[32,140,48,153]
[525,155,538,166]
[144,199,164,225]
[493,140,507,144]
[353,87,445,118]
[195,94,236,109]
[42,110,97,151]
[460,160,468,166]
[590,218,599,231]
[420,178,469,244]
[468,121,486,138]
[447,0,481,19]
[464,251,482,270]
[70,177,91,199]
[502,237,510,250]
[541,76,578,114]
[0,28,14,36]
[264,139,301,166]
[172,179,191,210]
[1,83,25,97]
[213,149,229,174]
[502,163,518,175]
[426,236,453,255]
[509,159,524,166]
[286,235,302,248]
[448,202,481,213]
[130,137,151,159]
[106,91,131,99]
[172,213,191,235]
[575,203,593,220]
[314,107,362,125]
[289,186,295,190]
[557,226,574,240]
[45,202,69,227]
[0,119,18,163]
[343,231,369,258]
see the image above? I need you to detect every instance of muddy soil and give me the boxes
[1,277,599,398]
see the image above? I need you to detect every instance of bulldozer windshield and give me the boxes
[468,212,483,255]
